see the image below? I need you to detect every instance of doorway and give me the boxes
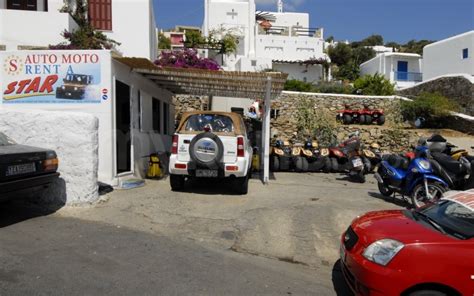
[397,61,408,81]
[115,80,131,174]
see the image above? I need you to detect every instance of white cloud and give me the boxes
[255,0,306,11]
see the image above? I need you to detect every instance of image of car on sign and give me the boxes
[340,190,474,296]
[55,73,93,100]
[0,132,60,202]
[168,111,253,194]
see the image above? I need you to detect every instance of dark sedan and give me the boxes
[0,132,59,201]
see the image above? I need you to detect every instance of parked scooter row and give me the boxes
[271,132,383,183]
[375,134,474,208]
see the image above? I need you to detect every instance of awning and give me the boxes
[114,57,287,100]
[114,57,288,184]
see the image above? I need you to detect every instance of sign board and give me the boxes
[1,50,109,104]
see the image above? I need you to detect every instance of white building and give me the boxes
[422,30,474,81]
[0,0,157,59]
[360,52,423,89]
[203,0,328,82]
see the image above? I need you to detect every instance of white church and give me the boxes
[203,0,329,83]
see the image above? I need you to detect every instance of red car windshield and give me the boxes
[0,132,16,146]
[420,200,474,239]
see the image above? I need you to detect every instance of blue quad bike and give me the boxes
[374,147,448,208]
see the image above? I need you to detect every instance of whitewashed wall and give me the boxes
[0,4,78,50]
[423,31,474,81]
[0,109,99,205]
[273,63,323,83]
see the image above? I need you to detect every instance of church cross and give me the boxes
[227,9,238,20]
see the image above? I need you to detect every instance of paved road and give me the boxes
[0,201,343,296]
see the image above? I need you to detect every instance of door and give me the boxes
[115,80,131,174]
[7,0,37,10]
[397,61,408,81]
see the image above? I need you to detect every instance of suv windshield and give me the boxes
[184,114,234,133]
[0,132,16,146]
[420,200,474,239]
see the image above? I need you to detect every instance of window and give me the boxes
[183,114,234,133]
[462,48,469,59]
[88,0,112,31]
[251,60,257,67]
[163,102,169,135]
[7,0,37,11]
[152,98,161,133]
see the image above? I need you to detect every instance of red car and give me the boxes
[340,190,474,296]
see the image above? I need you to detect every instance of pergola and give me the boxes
[115,57,288,183]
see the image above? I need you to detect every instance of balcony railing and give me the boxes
[394,71,422,82]
[258,26,322,38]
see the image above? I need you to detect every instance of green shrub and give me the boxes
[353,73,395,95]
[313,82,354,94]
[400,92,459,123]
[284,79,314,92]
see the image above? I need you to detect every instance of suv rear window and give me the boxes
[183,114,234,133]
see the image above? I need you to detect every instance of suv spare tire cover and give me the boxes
[189,132,224,167]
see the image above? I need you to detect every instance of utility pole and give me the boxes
[278,0,283,13]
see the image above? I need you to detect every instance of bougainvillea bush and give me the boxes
[154,49,221,71]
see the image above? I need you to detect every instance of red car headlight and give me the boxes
[362,239,404,266]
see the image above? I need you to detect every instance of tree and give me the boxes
[336,62,360,81]
[184,30,206,48]
[352,47,375,64]
[385,41,400,51]
[158,33,171,50]
[50,0,119,50]
[327,43,353,66]
[360,34,384,46]
[353,73,395,95]
[400,39,434,55]
[325,36,334,43]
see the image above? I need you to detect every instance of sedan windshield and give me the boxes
[420,200,474,239]
[0,132,16,146]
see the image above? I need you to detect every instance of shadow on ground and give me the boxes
[0,198,63,228]
[166,176,249,196]
[368,192,412,208]
[332,260,354,296]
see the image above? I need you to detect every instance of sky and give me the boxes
[153,0,473,43]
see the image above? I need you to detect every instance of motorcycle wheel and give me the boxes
[365,115,372,125]
[322,157,332,173]
[357,170,366,183]
[377,115,385,125]
[410,181,446,209]
[330,158,339,172]
[294,157,308,172]
[378,182,393,196]
[343,114,352,124]
[271,156,280,172]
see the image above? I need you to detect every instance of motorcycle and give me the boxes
[361,142,382,172]
[303,139,331,172]
[426,135,474,190]
[271,140,292,171]
[326,132,366,182]
[375,146,448,208]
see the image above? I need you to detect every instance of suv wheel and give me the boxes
[234,176,249,195]
[170,174,185,191]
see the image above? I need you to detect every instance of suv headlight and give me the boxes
[362,239,404,266]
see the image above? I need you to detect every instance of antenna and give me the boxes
[278,0,283,13]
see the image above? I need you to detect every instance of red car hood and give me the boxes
[351,210,453,247]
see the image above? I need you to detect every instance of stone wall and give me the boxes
[397,75,474,116]
[173,95,210,122]
[0,109,99,205]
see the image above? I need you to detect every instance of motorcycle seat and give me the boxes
[383,154,410,170]
[431,152,468,176]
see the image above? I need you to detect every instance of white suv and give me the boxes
[169,111,253,194]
